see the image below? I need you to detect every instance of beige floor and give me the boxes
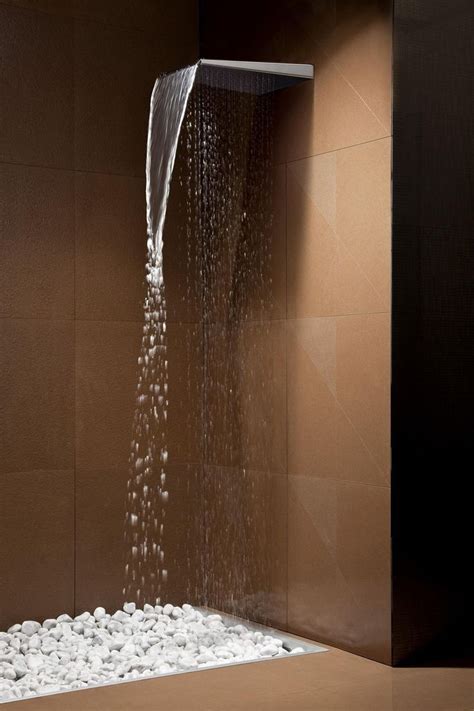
[10,644,474,711]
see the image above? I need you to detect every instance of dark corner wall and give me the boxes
[392,0,474,665]
[0,0,199,629]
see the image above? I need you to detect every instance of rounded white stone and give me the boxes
[290,646,305,655]
[42,619,57,630]
[0,603,295,704]
[74,612,91,623]
[21,621,41,638]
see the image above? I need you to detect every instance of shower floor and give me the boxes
[0,605,325,705]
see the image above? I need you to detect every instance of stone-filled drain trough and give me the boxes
[0,604,326,704]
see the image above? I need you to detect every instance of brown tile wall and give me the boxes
[0,0,198,629]
[200,0,392,663]
[1,0,392,666]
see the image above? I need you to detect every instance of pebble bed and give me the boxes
[0,603,304,703]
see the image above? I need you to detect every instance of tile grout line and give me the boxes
[287,473,390,490]
[286,135,392,166]
[0,0,178,38]
[0,157,145,182]
[72,18,77,620]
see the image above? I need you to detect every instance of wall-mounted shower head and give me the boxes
[197,59,314,94]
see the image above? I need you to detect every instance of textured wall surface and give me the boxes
[392,0,474,664]
[200,0,393,663]
[1,0,393,666]
[0,0,199,629]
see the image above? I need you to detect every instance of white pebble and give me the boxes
[21,621,41,637]
[57,614,73,624]
[75,612,91,623]
[290,646,305,655]
[43,619,57,630]
[0,604,296,703]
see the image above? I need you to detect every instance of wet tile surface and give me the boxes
[287,476,391,663]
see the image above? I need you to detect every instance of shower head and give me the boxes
[197,59,314,94]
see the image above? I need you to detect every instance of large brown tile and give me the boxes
[75,172,146,322]
[204,320,286,473]
[279,51,388,164]
[336,313,391,480]
[73,0,199,43]
[73,20,150,176]
[76,461,203,616]
[75,467,128,616]
[0,319,74,474]
[0,4,73,168]
[288,476,356,650]
[201,163,286,324]
[288,475,391,663]
[157,462,203,607]
[286,165,337,318]
[204,465,287,630]
[0,0,198,35]
[336,138,391,310]
[319,0,392,134]
[166,322,203,464]
[277,1,391,162]
[0,0,74,15]
[0,469,74,630]
[287,143,390,318]
[287,318,339,480]
[162,207,203,324]
[74,20,191,176]
[75,320,202,470]
[242,165,287,322]
[0,163,74,319]
[75,320,142,471]
[287,317,389,486]
[335,480,391,662]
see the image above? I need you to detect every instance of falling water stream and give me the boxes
[124,64,198,606]
[124,63,279,623]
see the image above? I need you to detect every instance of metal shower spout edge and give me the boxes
[198,59,314,80]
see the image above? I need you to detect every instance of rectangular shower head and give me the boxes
[197,59,314,94]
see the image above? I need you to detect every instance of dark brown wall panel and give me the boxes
[392,0,474,664]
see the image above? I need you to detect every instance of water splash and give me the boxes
[124,64,197,606]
